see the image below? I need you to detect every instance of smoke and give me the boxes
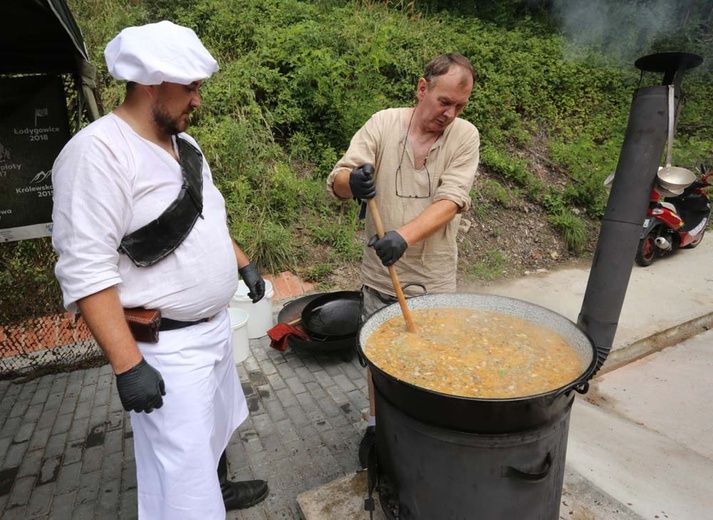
[551,0,686,63]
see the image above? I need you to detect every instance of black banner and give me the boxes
[0,75,71,242]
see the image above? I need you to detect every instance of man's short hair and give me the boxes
[423,53,477,87]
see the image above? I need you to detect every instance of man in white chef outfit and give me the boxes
[51,21,269,518]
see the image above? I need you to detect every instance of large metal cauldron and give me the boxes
[359,293,597,433]
[358,293,597,520]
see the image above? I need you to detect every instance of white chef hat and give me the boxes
[104,20,219,85]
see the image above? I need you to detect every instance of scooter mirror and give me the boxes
[702,169,713,187]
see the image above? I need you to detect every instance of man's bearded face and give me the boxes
[151,81,202,135]
[152,102,188,135]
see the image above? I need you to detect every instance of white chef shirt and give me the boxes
[52,113,238,320]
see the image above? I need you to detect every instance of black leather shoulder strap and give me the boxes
[119,136,204,267]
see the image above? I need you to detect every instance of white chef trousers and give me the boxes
[130,309,248,520]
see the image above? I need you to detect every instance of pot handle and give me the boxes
[356,293,368,368]
[574,381,589,394]
[501,452,552,483]
[551,378,591,401]
[356,343,368,368]
[400,282,427,295]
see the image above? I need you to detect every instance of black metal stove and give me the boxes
[374,388,572,519]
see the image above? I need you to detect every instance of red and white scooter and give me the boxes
[635,165,712,266]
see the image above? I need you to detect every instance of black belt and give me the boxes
[160,316,210,331]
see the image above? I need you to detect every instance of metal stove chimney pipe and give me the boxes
[577,85,668,373]
[578,52,701,374]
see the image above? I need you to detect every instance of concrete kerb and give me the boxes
[600,310,713,375]
[560,468,643,520]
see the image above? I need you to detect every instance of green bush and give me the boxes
[28,0,708,291]
[478,179,516,208]
[230,207,296,274]
[0,239,64,323]
[309,205,364,263]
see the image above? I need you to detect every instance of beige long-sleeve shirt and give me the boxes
[327,107,480,296]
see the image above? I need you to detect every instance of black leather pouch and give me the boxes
[119,137,204,267]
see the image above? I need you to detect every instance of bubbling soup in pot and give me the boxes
[365,308,584,399]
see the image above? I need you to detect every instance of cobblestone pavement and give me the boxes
[0,335,369,519]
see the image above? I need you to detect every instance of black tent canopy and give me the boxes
[2,0,100,120]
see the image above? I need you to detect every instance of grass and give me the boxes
[465,249,508,282]
[549,211,587,254]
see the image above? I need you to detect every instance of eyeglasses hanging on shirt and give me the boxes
[395,134,432,199]
[357,111,434,219]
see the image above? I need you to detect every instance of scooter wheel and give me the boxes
[635,229,658,267]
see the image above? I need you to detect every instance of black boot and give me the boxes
[218,450,269,510]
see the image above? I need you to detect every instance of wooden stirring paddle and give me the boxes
[366,199,417,333]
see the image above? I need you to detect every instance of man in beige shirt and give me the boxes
[326,53,480,466]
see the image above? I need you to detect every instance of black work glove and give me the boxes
[349,163,376,200]
[115,358,166,414]
[367,231,408,266]
[239,263,265,303]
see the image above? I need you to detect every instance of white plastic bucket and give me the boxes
[228,308,250,364]
[230,279,274,339]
